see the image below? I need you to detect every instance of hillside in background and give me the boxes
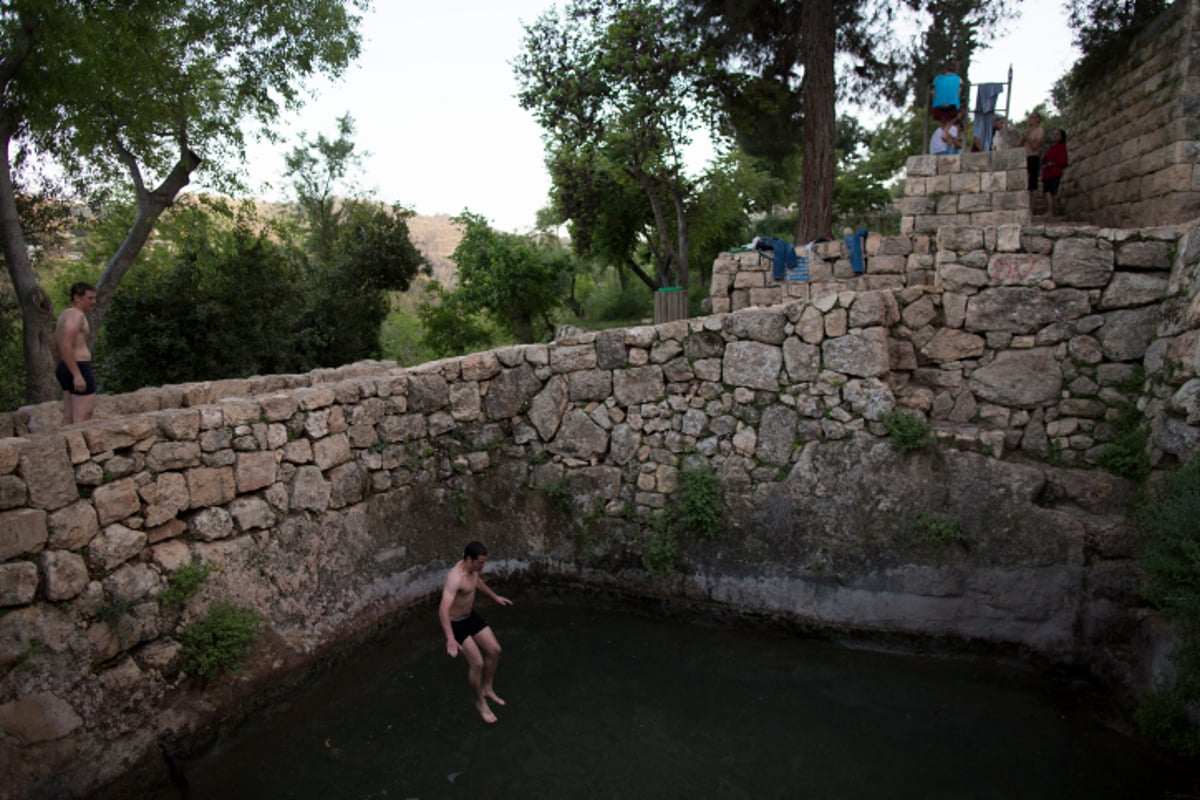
[404,213,461,286]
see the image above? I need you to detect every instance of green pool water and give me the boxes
[149,590,1198,799]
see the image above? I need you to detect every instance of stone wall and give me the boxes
[1067,0,1200,227]
[899,148,1031,235]
[4,215,1200,796]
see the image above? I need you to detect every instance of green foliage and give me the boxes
[2,0,368,403]
[96,596,134,626]
[430,212,573,345]
[545,478,577,519]
[641,515,679,575]
[677,464,723,541]
[1065,0,1170,91]
[160,562,216,607]
[1135,687,1200,757]
[379,299,439,367]
[881,409,935,452]
[910,512,969,549]
[1099,404,1150,480]
[0,284,24,412]
[1135,454,1200,752]
[580,275,653,324]
[515,0,724,295]
[179,602,264,681]
[94,201,307,392]
[417,280,503,358]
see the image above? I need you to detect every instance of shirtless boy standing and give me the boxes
[51,282,98,424]
[1020,111,1046,215]
[438,541,512,723]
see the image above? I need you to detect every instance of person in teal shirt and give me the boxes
[931,61,961,126]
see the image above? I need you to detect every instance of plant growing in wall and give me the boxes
[1134,454,1200,755]
[676,464,723,541]
[160,562,217,607]
[178,602,264,681]
[641,514,678,575]
[910,512,969,550]
[1099,403,1151,481]
[881,409,935,452]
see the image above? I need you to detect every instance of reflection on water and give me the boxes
[152,591,1198,800]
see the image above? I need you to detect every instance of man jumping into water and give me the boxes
[439,541,512,723]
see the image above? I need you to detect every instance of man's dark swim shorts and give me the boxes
[55,361,97,395]
[1027,155,1041,191]
[451,610,488,644]
[1042,176,1061,196]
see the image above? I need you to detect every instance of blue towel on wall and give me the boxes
[844,228,867,274]
[757,237,798,280]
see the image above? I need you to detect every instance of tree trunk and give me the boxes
[91,147,201,338]
[796,0,836,245]
[0,124,58,404]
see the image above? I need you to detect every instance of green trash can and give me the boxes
[654,287,688,324]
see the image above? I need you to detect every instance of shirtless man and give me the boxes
[438,541,512,723]
[1020,111,1046,214]
[51,282,98,424]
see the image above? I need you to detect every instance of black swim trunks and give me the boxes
[55,361,97,395]
[451,610,488,644]
[1027,155,1041,191]
[1042,176,1061,196]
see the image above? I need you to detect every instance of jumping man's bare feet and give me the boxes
[476,700,498,724]
[485,689,506,707]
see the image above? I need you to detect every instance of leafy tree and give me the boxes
[95,201,308,391]
[416,281,499,359]
[282,115,429,368]
[437,211,574,345]
[515,0,725,303]
[0,0,368,403]
[1065,0,1168,90]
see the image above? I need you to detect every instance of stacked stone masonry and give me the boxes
[5,211,1200,795]
[900,148,1032,235]
[1067,0,1200,227]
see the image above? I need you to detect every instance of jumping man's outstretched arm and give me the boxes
[477,577,512,606]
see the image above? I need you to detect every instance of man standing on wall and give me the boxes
[1020,111,1046,215]
[439,541,512,723]
[51,281,99,424]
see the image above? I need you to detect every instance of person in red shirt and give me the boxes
[1041,129,1069,218]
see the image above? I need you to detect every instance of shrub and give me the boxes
[677,464,722,540]
[910,512,969,549]
[179,602,264,681]
[641,516,678,575]
[1099,403,1150,480]
[881,409,934,452]
[160,562,216,607]
[1136,454,1200,752]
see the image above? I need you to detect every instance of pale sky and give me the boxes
[237,1,1079,233]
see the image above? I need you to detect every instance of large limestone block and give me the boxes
[407,373,449,413]
[484,365,543,420]
[39,550,88,601]
[449,381,482,421]
[965,287,1091,333]
[47,500,99,550]
[17,438,77,512]
[529,375,569,441]
[0,692,83,744]
[0,561,38,605]
[86,524,146,572]
[723,341,783,390]
[1052,238,1114,287]
[1099,272,1170,309]
[821,328,890,378]
[723,308,787,345]
[1094,306,1162,362]
[312,433,351,471]
[613,366,666,406]
[919,329,985,363]
[0,508,47,560]
[756,406,798,466]
[291,465,331,512]
[547,409,609,459]
[92,478,140,526]
[968,347,1063,408]
[550,343,598,373]
[987,253,1051,285]
[186,466,236,509]
[146,441,201,471]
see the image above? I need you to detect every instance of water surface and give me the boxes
[156,591,1198,799]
